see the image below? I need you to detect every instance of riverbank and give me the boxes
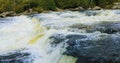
[0,7,119,18]
[0,0,120,17]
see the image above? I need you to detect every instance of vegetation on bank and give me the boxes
[0,0,120,13]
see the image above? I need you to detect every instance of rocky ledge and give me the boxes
[50,22,120,63]
[0,51,32,63]
[65,34,120,63]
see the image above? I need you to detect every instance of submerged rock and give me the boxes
[64,34,120,63]
[84,11,98,16]
[0,51,32,63]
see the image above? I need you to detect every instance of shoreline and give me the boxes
[1,7,120,18]
[1,0,120,18]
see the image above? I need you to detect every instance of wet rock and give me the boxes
[70,24,90,29]
[0,11,17,18]
[92,6,102,10]
[64,34,120,63]
[66,34,87,46]
[21,9,38,15]
[85,11,98,16]
[89,22,120,34]
[70,7,84,11]
[112,3,120,9]
[69,22,120,34]
[49,33,65,43]
[0,51,32,63]
[66,34,87,39]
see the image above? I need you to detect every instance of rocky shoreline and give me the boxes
[0,3,120,18]
[0,9,38,18]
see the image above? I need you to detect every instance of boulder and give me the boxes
[64,34,120,63]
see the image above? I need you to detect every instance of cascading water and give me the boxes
[1,10,120,63]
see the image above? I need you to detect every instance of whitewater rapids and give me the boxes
[1,10,120,63]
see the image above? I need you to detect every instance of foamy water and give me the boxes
[0,10,120,63]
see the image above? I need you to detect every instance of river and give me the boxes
[0,10,120,63]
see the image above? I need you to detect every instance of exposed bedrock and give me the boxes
[0,51,32,63]
[50,32,120,63]
[48,21,120,63]
[64,34,120,63]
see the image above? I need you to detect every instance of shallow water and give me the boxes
[1,10,120,63]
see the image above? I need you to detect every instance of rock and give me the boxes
[66,34,87,39]
[70,24,89,29]
[71,22,120,34]
[64,34,120,63]
[49,33,65,43]
[0,11,16,17]
[92,6,102,10]
[112,5,120,9]
[0,9,39,18]
[85,11,98,16]
[70,22,120,34]
[22,9,33,15]
[66,34,87,46]
[56,8,63,11]
[88,8,92,10]
[69,7,84,11]
[112,3,120,9]
[73,7,84,11]
[0,51,32,63]
[88,22,120,34]
[21,9,38,15]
